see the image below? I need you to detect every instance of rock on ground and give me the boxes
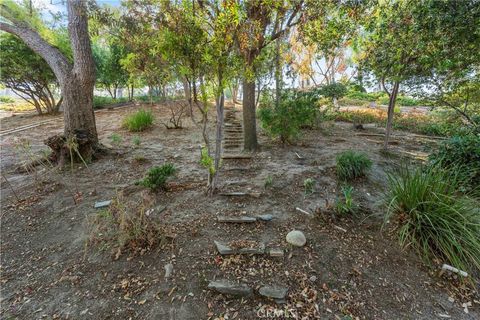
[286,230,306,247]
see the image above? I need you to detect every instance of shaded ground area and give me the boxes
[1,103,478,319]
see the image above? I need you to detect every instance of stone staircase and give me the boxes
[222,107,250,159]
[207,213,289,303]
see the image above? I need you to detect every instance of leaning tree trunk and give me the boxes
[242,79,258,151]
[1,0,98,164]
[384,81,399,150]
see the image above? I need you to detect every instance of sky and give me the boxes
[33,0,121,16]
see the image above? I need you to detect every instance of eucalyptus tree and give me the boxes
[0,0,98,161]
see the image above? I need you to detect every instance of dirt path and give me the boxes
[1,103,478,319]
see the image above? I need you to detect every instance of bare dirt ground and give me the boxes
[1,102,478,319]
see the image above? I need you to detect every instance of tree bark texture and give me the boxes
[384,81,400,150]
[242,79,258,151]
[0,0,98,161]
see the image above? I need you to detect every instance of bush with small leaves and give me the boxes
[122,109,154,132]
[428,135,480,191]
[336,150,372,181]
[258,89,319,144]
[136,163,176,190]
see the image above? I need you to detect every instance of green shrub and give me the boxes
[377,95,421,106]
[304,178,315,195]
[429,135,480,190]
[384,165,480,273]
[122,109,154,132]
[345,90,384,101]
[93,96,129,109]
[264,175,273,189]
[0,96,15,103]
[258,90,319,143]
[132,136,141,147]
[319,83,348,100]
[136,163,176,190]
[336,150,372,181]
[110,133,122,145]
[336,185,358,214]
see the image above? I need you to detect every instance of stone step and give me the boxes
[207,280,288,303]
[214,240,265,255]
[217,216,256,223]
[222,154,252,159]
[219,191,261,197]
[216,214,273,223]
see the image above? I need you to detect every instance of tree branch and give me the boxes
[0,21,71,83]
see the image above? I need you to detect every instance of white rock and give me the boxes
[164,263,174,278]
[286,230,306,247]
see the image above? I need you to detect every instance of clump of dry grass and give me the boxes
[86,193,169,257]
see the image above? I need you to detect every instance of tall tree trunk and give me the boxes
[242,79,257,151]
[231,85,238,104]
[275,36,282,110]
[384,81,400,150]
[1,0,98,163]
[209,88,224,195]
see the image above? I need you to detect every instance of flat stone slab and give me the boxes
[214,241,235,255]
[208,280,252,297]
[258,285,288,300]
[269,248,284,257]
[219,192,261,198]
[256,214,273,221]
[222,155,252,160]
[217,216,257,223]
[94,200,112,209]
[214,241,265,255]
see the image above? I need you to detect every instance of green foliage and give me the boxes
[304,178,315,195]
[93,96,129,109]
[429,135,480,190]
[93,42,129,97]
[345,90,385,101]
[264,175,273,189]
[0,33,59,114]
[136,164,176,191]
[377,95,422,107]
[200,147,215,176]
[336,150,372,181]
[122,109,154,132]
[0,96,14,103]
[336,185,358,214]
[258,90,319,143]
[384,165,480,273]
[334,109,470,137]
[132,136,141,147]
[110,133,122,145]
[319,83,348,100]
